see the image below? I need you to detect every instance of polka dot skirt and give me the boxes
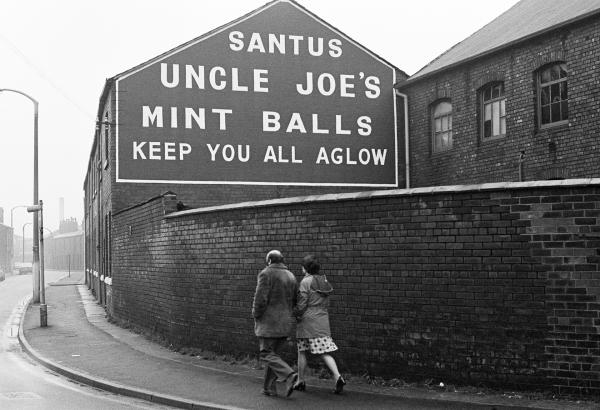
[297,337,338,354]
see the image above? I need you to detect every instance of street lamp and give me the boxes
[0,88,40,303]
[11,205,28,229]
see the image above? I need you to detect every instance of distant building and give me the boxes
[13,234,32,265]
[396,0,600,186]
[44,230,84,271]
[58,217,79,234]
[0,207,13,273]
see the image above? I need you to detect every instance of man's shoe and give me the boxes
[285,373,298,397]
[261,389,277,397]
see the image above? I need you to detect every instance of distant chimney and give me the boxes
[59,197,64,224]
[0,207,3,225]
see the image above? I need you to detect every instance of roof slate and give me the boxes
[408,0,600,82]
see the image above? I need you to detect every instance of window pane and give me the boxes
[492,102,500,136]
[484,120,491,138]
[551,83,560,102]
[485,103,492,120]
[448,115,452,130]
[445,132,452,148]
[551,65,561,81]
[560,81,568,100]
[435,118,441,132]
[559,63,568,78]
[500,99,506,117]
[541,68,551,83]
[561,100,568,120]
[500,117,506,135]
[542,106,550,124]
[551,102,561,122]
[541,87,550,105]
[434,101,451,116]
[435,131,450,151]
[484,87,491,101]
[441,116,448,131]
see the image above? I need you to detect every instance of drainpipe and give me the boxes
[518,150,525,182]
[394,89,410,188]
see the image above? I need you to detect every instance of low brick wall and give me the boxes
[111,180,600,395]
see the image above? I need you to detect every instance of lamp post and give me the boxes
[0,88,40,303]
[28,201,46,327]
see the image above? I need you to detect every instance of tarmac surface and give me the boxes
[18,271,599,410]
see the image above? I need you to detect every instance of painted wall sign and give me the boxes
[116,0,398,186]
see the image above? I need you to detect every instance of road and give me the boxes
[0,271,168,410]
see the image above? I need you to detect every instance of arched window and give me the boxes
[432,100,453,152]
[481,82,506,139]
[538,63,568,127]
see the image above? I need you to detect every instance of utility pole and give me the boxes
[0,89,40,303]
[28,201,46,327]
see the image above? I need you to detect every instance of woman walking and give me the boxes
[294,254,346,394]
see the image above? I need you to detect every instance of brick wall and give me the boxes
[111,179,600,395]
[399,16,600,187]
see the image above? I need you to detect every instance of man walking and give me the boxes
[252,250,299,397]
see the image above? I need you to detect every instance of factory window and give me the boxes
[537,63,568,127]
[432,100,453,153]
[481,82,506,140]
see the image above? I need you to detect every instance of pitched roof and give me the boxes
[114,0,405,81]
[403,0,600,85]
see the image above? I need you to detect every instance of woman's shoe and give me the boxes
[285,373,298,398]
[293,381,306,391]
[333,376,346,394]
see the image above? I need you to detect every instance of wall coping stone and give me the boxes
[165,178,600,219]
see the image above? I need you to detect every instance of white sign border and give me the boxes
[115,0,399,188]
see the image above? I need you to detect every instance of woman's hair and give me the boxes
[302,254,320,274]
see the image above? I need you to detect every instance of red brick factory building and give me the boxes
[84,0,600,395]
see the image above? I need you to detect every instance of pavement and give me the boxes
[17,271,599,410]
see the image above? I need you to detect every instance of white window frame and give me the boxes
[481,82,506,140]
[432,100,453,153]
[538,63,568,129]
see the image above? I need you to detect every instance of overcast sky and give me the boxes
[0,0,519,236]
